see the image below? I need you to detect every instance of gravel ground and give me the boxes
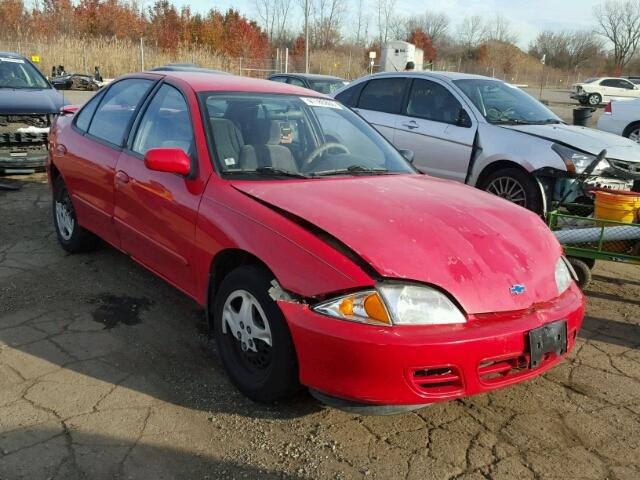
[0,91,639,480]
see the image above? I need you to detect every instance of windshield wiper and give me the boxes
[313,165,391,177]
[224,167,309,178]
[493,118,562,125]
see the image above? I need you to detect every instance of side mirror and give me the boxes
[144,148,191,176]
[399,149,414,163]
[456,109,472,128]
[60,105,80,115]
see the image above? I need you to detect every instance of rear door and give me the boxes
[352,77,409,143]
[113,82,204,297]
[393,78,476,182]
[59,78,155,246]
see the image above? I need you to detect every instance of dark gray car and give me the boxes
[0,52,65,174]
[267,73,348,95]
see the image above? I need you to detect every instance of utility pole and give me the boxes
[304,0,309,73]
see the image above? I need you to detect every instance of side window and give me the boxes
[287,77,306,87]
[619,80,635,89]
[600,79,616,88]
[335,82,364,107]
[357,78,406,114]
[132,84,194,156]
[270,76,288,83]
[406,79,463,125]
[74,90,105,132]
[88,79,153,146]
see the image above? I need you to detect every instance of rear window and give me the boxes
[357,78,407,114]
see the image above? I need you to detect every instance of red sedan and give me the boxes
[47,72,585,413]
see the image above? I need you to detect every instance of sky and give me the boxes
[167,0,602,48]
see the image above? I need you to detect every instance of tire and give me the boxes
[212,265,300,403]
[588,93,601,106]
[480,167,543,214]
[567,257,592,290]
[52,176,98,253]
[623,122,640,143]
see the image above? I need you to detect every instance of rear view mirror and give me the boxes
[399,149,415,163]
[144,148,191,176]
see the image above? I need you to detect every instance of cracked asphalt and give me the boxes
[1,174,639,480]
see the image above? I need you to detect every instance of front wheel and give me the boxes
[567,257,593,289]
[588,93,602,106]
[212,265,300,403]
[480,167,543,214]
[52,176,98,253]
[623,123,640,143]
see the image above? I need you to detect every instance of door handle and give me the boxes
[115,171,130,184]
[402,121,419,130]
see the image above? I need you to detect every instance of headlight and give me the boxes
[313,284,466,326]
[552,144,597,174]
[555,257,574,295]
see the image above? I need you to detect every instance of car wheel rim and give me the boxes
[486,177,527,206]
[55,194,75,241]
[589,96,599,105]
[629,129,640,143]
[222,290,273,370]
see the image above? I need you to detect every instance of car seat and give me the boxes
[209,118,245,169]
[238,120,297,171]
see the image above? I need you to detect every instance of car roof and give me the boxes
[123,71,327,96]
[356,71,496,83]
[270,73,345,81]
[0,51,26,59]
[149,64,230,75]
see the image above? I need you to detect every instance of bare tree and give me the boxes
[458,15,486,55]
[595,0,640,69]
[569,30,603,68]
[485,14,518,44]
[408,11,449,43]
[376,0,396,46]
[353,0,370,45]
[308,0,346,49]
[255,0,293,44]
[530,29,602,69]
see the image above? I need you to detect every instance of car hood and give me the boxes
[502,123,640,162]
[0,87,65,114]
[232,175,562,314]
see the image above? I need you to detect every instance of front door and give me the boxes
[113,83,203,296]
[393,78,476,182]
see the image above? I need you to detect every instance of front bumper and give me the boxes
[279,284,584,406]
[0,153,47,174]
[570,92,588,101]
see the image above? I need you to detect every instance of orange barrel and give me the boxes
[594,190,640,224]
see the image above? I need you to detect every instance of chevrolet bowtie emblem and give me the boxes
[510,284,526,295]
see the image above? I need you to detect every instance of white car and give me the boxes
[333,72,640,213]
[570,77,640,106]
[597,99,640,144]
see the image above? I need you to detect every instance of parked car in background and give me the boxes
[0,51,65,174]
[267,73,348,94]
[47,71,584,412]
[50,73,101,91]
[333,72,640,213]
[570,77,640,106]
[598,99,640,144]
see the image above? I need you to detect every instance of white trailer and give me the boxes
[380,41,424,72]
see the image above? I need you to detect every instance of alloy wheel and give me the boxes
[486,176,527,207]
[222,289,273,370]
[629,128,640,143]
[55,195,75,241]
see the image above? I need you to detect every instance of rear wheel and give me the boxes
[481,167,543,214]
[623,122,640,143]
[52,176,98,253]
[588,93,601,106]
[212,265,300,402]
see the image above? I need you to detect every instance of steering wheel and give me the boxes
[487,107,516,121]
[302,143,350,170]
[9,77,28,88]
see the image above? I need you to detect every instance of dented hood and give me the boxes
[232,175,563,314]
[502,123,640,162]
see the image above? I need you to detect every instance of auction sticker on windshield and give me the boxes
[301,97,343,109]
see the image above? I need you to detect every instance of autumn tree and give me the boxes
[407,28,437,62]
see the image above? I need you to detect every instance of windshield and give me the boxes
[0,57,50,89]
[308,79,348,95]
[201,93,415,179]
[453,79,561,125]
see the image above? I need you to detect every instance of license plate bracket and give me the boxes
[529,320,567,369]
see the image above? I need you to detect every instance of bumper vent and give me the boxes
[407,366,464,396]
[478,355,529,384]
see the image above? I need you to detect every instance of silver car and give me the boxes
[333,72,640,213]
